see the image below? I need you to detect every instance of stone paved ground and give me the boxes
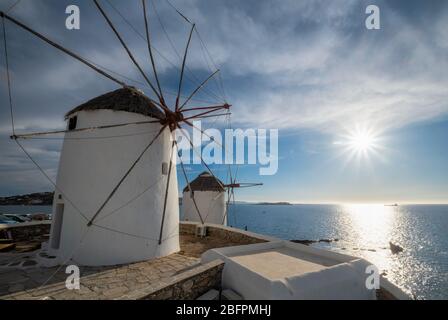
[0,234,220,300]
[0,253,199,300]
[0,235,219,299]
[0,229,260,300]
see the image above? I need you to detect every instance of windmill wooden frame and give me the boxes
[0,0,260,260]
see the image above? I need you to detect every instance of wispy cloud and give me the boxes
[0,0,447,195]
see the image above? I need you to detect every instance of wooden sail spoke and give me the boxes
[177,126,225,190]
[175,23,195,111]
[10,119,162,140]
[182,118,223,147]
[225,183,264,188]
[1,0,241,270]
[179,120,262,213]
[166,0,193,25]
[93,0,164,106]
[0,11,126,87]
[181,104,230,121]
[158,140,176,244]
[142,0,165,104]
[178,69,220,111]
[174,139,205,225]
[193,113,231,120]
[181,104,231,113]
[222,187,232,225]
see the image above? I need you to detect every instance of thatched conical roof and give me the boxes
[183,171,225,192]
[65,87,165,120]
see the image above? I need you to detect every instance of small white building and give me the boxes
[182,172,226,225]
[45,87,179,266]
[202,238,410,300]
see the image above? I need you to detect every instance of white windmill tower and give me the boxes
[182,171,226,225]
[1,1,230,266]
[181,170,262,226]
[46,87,180,266]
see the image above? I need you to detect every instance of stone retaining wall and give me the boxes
[0,222,51,241]
[180,222,272,245]
[179,222,197,235]
[120,259,224,300]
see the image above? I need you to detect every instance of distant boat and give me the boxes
[384,203,398,207]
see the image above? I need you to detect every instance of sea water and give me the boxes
[2,204,447,299]
[228,203,448,300]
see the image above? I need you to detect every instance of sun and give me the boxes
[333,125,383,161]
[348,131,375,152]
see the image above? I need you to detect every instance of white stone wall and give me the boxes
[48,109,179,266]
[182,190,226,225]
[202,241,379,300]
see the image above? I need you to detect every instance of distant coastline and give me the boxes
[0,192,54,206]
[255,201,292,205]
[0,192,295,207]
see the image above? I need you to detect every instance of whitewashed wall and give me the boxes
[202,241,379,300]
[182,190,226,225]
[47,109,179,266]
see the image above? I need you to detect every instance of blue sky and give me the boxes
[0,0,447,203]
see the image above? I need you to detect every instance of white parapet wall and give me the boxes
[201,236,410,300]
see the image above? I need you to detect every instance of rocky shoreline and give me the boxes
[0,192,54,206]
[291,238,339,245]
[290,238,404,255]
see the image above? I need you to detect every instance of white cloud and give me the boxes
[200,1,448,133]
[1,0,448,196]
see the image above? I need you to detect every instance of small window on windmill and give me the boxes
[190,191,195,199]
[68,116,77,131]
[162,162,168,175]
